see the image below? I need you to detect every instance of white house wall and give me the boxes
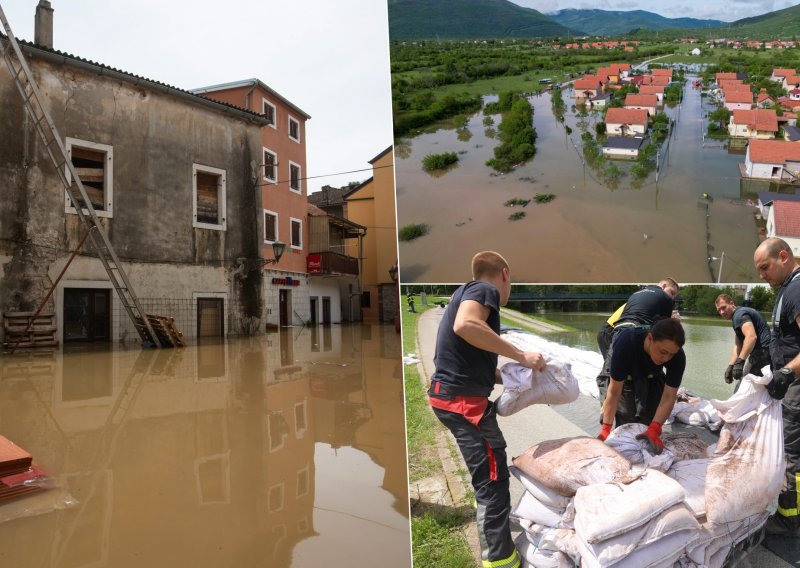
[308,278,343,324]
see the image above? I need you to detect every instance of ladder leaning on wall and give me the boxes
[0,4,162,348]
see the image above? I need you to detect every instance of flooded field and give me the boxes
[396,77,766,283]
[0,325,410,567]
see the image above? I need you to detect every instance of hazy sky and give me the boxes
[1,0,393,194]
[512,0,800,21]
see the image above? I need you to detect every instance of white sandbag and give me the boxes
[705,371,784,524]
[670,399,723,431]
[666,459,708,518]
[575,526,694,568]
[496,360,580,416]
[510,465,571,509]
[686,511,769,567]
[517,519,581,562]
[502,330,602,399]
[511,490,566,528]
[574,503,699,568]
[514,533,574,568]
[605,423,675,471]
[573,470,687,544]
[513,437,636,497]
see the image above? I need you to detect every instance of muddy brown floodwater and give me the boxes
[0,324,411,567]
[396,76,765,283]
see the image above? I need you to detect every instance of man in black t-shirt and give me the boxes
[597,318,686,455]
[714,293,771,392]
[596,279,679,400]
[754,238,800,536]
[429,251,544,568]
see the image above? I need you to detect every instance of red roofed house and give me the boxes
[771,68,796,82]
[724,90,754,111]
[624,46,635,52]
[610,63,631,79]
[716,72,738,82]
[605,108,648,136]
[766,200,800,257]
[783,74,800,91]
[791,89,800,102]
[744,139,800,180]
[624,94,658,116]
[651,75,671,87]
[757,91,775,108]
[720,80,749,92]
[728,109,779,139]
[639,85,665,103]
[651,69,672,78]
[573,76,602,99]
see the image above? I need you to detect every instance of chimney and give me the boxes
[34,1,54,49]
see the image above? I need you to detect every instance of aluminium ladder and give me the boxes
[0,5,161,347]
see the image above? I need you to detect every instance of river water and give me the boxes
[0,325,410,567]
[396,76,765,283]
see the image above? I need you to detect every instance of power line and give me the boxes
[256,163,395,190]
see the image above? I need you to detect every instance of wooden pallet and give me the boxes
[3,312,58,352]
[135,314,185,348]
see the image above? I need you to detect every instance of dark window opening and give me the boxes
[70,146,106,210]
[196,172,220,225]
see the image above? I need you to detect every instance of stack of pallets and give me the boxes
[3,312,58,351]
[0,435,43,502]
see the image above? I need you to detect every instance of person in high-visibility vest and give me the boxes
[755,238,800,537]
[428,251,544,568]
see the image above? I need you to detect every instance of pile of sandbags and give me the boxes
[667,388,723,431]
[496,360,580,416]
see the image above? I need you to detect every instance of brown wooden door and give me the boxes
[197,298,224,338]
[279,290,290,326]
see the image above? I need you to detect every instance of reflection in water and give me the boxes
[396,77,762,283]
[0,324,410,567]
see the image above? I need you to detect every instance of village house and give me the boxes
[624,94,658,116]
[720,80,750,92]
[771,68,797,83]
[766,200,800,257]
[717,72,739,82]
[724,90,754,111]
[743,139,800,181]
[728,109,779,139]
[342,148,398,324]
[191,79,312,328]
[610,63,631,80]
[602,136,649,158]
[783,124,800,142]
[588,93,612,109]
[639,85,664,103]
[0,10,283,343]
[604,108,649,137]
[757,191,800,221]
[757,91,775,108]
[651,69,672,80]
[572,76,602,99]
[791,89,800,101]
[650,75,671,87]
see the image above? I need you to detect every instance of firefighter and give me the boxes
[428,251,544,568]
[754,237,800,536]
[714,293,771,392]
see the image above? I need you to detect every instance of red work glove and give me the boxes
[597,423,613,441]
[635,421,664,455]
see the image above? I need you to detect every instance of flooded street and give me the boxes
[0,325,410,567]
[396,78,763,283]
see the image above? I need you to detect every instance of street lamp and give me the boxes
[389,262,400,333]
[709,251,725,283]
[265,241,286,265]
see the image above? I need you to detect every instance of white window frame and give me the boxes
[263,147,278,184]
[294,401,307,438]
[262,97,277,129]
[65,137,114,218]
[268,482,285,512]
[288,115,301,143]
[296,464,310,498]
[288,161,302,194]
[289,217,303,250]
[192,164,227,231]
[263,209,279,244]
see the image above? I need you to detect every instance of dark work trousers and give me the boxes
[734,348,772,393]
[597,323,614,362]
[432,401,520,568]
[778,384,800,524]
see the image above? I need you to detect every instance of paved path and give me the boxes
[499,308,565,333]
[415,308,791,567]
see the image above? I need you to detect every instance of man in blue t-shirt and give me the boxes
[597,318,686,454]
[429,251,544,568]
[754,238,800,536]
[714,293,771,392]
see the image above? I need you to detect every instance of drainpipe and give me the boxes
[244,79,258,112]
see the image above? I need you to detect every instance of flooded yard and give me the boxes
[396,77,765,283]
[0,325,410,567]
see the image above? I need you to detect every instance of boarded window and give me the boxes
[263,100,276,125]
[264,150,277,181]
[289,117,300,141]
[70,146,106,210]
[290,163,300,192]
[196,172,220,224]
[291,218,302,248]
[264,211,277,242]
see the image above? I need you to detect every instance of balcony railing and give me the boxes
[308,251,358,276]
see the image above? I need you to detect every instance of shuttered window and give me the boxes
[289,116,300,142]
[192,164,226,230]
[264,149,277,182]
[289,162,301,193]
[263,99,276,126]
[264,210,278,243]
[65,138,113,218]
[290,217,302,249]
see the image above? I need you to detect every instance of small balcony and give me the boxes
[308,251,358,276]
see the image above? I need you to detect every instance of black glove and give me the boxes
[767,367,796,400]
[732,358,746,382]
[724,365,734,384]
